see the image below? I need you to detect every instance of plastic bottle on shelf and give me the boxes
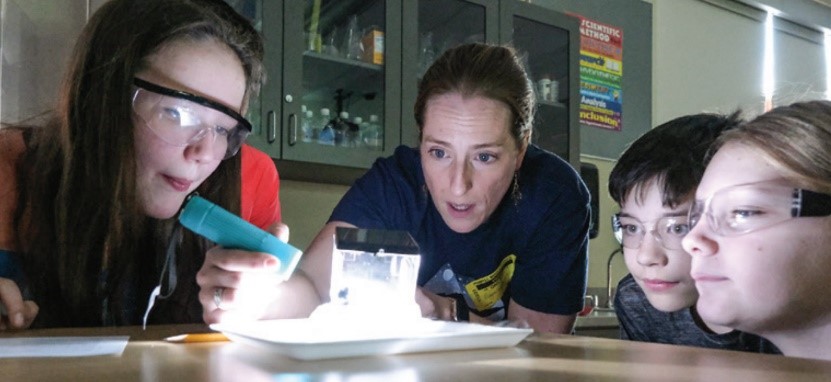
[350,116,363,148]
[300,105,307,131]
[322,27,340,57]
[550,78,560,103]
[343,15,363,61]
[335,111,351,147]
[317,108,335,146]
[537,76,551,102]
[362,114,383,150]
[299,105,307,129]
[301,110,314,143]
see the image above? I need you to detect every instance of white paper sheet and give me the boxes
[0,336,129,358]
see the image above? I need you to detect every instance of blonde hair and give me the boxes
[713,99,831,193]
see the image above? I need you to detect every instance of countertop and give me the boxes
[4,323,830,381]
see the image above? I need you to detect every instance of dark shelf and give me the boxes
[304,50,383,71]
[538,100,566,108]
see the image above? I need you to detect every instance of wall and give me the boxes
[653,0,829,124]
[577,156,624,299]
[280,180,348,252]
[0,0,88,123]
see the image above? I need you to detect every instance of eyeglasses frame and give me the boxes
[688,181,831,236]
[611,213,689,250]
[132,78,252,133]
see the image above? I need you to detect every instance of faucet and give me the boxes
[604,247,623,309]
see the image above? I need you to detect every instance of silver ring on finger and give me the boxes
[214,287,226,310]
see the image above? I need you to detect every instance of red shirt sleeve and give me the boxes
[240,144,281,230]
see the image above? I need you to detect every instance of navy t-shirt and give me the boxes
[0,249,28,301]
[0,250,23,284]
[330,145,590,319]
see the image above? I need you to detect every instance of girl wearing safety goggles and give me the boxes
[0,0,284,330]
[682,100,831,361]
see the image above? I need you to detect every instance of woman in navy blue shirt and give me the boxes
[199,43,591,333]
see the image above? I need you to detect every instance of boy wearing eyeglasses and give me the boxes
[608,113,778,353]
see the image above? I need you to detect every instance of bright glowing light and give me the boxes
[763,11,775,111]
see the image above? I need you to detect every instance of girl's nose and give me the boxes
[185,128,222,161]
[682,220,718,258]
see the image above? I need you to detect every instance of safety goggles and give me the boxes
[132,78,251,160]
[612,213,690,250]
[688,180,831,236]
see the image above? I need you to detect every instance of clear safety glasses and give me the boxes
[132,78,251,160]
[687,180,831,236]
[612,213,690,250]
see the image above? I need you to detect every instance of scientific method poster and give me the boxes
[576,15,623,131]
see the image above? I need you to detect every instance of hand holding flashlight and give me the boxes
[179,195,302,281]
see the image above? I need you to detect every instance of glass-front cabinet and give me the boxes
[403,0,579,167]
[224,0,268,151]
[226,0,578,175]
[280,1,401,168]
[228,0,400,170]
[401,0,498,147]
[502,1,579,169]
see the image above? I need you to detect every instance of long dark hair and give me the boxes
[13,0,264,327]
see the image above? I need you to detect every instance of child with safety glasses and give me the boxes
[0,0,284,329]
[682,100,831,360]
[609,112,778,353]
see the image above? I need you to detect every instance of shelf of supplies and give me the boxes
[303,50,384,71]
[302,51,384,101]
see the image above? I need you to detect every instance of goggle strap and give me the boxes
[800,189,831,218]
[792,189,802,217]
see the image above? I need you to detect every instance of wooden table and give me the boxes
[1,324,830,381]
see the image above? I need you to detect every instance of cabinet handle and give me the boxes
[288,113,298,146]
[267,110,276,144]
